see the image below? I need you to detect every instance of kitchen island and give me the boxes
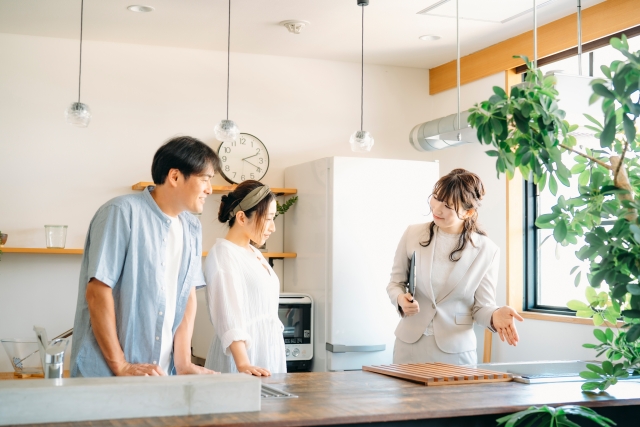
[12,370,640,427]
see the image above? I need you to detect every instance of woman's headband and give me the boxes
[229,185,272,220]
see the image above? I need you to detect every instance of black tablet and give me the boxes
[408,251,416,298]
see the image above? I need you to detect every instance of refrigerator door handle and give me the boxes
[325,343,386,353]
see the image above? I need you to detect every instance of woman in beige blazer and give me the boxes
[386,168,523,365]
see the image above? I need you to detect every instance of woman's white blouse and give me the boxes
[203,238,286,373]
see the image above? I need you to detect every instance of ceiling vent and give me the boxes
[416,0,555,24]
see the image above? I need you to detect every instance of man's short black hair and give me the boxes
[151,136,222,185]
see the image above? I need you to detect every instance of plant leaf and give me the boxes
[580,371,602,380]
[592,83,615,99]
[554,220,568,242]
[600,116,616,148]
[593,313,604,326]
[623,114,636,143]
[549,174,558,196]
[593,328,607,343]
[567,300,589,311]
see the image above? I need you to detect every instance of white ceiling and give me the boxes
[0,0,606,69]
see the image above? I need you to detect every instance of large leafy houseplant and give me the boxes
[468,35,640,392]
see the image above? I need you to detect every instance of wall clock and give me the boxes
[217,133,270,184]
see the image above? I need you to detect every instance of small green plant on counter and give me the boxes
[496,405,615,427]
[275,196,298,219]
[468,35,640,393]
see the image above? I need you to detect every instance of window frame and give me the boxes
[523,178,583,316]
[520,32,639,315]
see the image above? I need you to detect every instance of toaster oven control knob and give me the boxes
[292,348,300,357]
[285,348,291,357]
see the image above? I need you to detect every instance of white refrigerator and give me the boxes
[284,157,439,371]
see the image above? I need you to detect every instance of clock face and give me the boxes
[217,133,270,184]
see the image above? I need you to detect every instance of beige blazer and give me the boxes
[386,223,500,354]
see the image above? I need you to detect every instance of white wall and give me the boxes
[0,32,432,371]
[0,32,601,373]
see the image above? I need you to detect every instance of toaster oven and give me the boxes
[278,293,313,372]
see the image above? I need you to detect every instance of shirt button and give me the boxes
[159,311,163,316]
[166,220,170,223]
[163,238,166,242]
[161,262,165,266]
[156,336,159,341]
[432,303,436,309]
[153,360,157,364]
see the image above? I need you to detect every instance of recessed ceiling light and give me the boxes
[127,5,154,13]
[419,35,441,41]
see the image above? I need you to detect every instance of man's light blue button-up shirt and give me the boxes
[70,187,205,377]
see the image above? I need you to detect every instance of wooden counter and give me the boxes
[9,371,640,426]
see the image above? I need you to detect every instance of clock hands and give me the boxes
[241,153,259,161]
[243,159,261,170]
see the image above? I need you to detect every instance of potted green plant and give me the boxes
[468,35,640,392]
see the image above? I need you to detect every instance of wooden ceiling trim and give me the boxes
[429,0,640,95]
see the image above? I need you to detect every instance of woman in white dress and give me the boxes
[387,168,524,365]
[203,180,286,376]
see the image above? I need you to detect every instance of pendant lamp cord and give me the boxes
[78,0,84,104]
[226,0,231,120]
[577,0,582,75]
[533,0,538,69]
[456,0,460,134]
[360,4,364,132]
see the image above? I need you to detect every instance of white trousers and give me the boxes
[392,334,477,365]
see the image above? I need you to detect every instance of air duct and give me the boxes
[411,0,475,153]
[409,111,477,152]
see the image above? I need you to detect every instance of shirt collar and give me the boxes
[142,185,173,224]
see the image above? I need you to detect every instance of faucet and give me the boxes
[34,326,69,379]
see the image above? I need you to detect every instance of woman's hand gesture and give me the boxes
[491,306,524,346]
[397,293,420,316]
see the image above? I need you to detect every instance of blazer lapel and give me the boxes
[419,229,436,303]
[435,236,480,304]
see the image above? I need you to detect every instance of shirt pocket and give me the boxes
[455,313,473,325]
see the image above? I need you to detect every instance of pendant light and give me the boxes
[65,0,91,127]
[350,0,374,152]
[214,0,240,143]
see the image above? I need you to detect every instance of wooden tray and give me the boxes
[363,362,513,386]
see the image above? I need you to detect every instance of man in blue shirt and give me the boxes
[70,136,221,377]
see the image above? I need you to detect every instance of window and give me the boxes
[524,35,640,314]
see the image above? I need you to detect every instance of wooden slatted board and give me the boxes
[363,363,513,386]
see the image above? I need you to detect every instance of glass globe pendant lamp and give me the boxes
[65,102,91,127]
[215,0,239,143]
[214,119,239,143]
[350,130,374,152]
[350,0,373,152]
[66,0,91,127]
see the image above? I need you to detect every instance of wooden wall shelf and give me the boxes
[1,247,296,260]
[1,247,83,254]
[132,182,297,196]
